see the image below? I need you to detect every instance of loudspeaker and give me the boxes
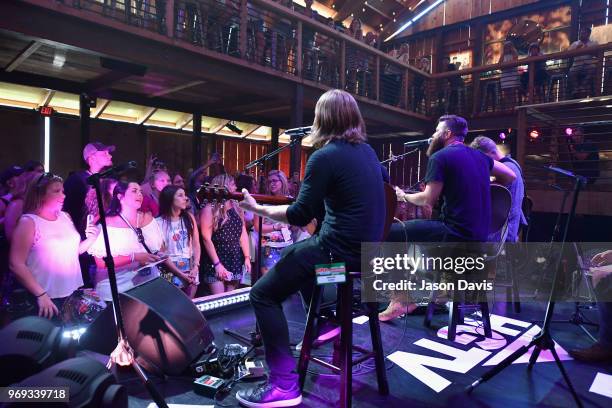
[11,357,127,408]
[0,316,74,386]
[80,278,214,375]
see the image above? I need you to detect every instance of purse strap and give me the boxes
[118,213,154,254]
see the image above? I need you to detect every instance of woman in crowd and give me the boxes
[200,174,250,294]
[346,18,364,94]
[88,181,163,301]
[157,185,200,298]
[172,173,186,189]
[9,174,99,319]
[3,171,39,241]
[254,170,293,275]
[141,169,171,217]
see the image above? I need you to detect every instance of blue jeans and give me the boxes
[387,219,465,243]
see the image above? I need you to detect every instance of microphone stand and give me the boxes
[87,172,168,408]
[380,148,418,164]
[466,170,585,408]
[224,131,307,347]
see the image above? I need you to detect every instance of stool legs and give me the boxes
[298,285,322,390]
[367,302,389,395]
[339,278,352,408]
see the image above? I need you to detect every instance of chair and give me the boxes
[297,183,396,408]
[423,184,512,341]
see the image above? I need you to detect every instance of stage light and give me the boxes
[193,287,251,315]
[224,121,243,135]
[565,127,573,136]
[385,0,445,42]
[499,132,506,140]
[0,316,75,386]
[529,129,540,140]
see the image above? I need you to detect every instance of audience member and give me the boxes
[141,169,171,217]
[568,26,599,98]
[499,41,520,108]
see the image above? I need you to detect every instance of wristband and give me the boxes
[36,291,47,298]
[213,261,221,268]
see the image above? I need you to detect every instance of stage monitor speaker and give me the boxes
[80,278,214,376]
[0,316,74,386]
[11,357,127,408]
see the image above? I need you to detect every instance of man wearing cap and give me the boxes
[63,142,114,285]
[64,142,115,235]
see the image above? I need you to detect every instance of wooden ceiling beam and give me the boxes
[176,113,193,129]
[92,98,111,118]
[4,40,42,72]
[366,4,392,21]
[150,80,205,97]
[334,0,363,22]
[86,71,132,92]
[39,89,55,107]
[210,120,231,134]
[137,107,157,125]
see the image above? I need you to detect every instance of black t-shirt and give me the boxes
[423,144,493,241]
[572,141,600,184]
[286,140,385,261]
[63,169,91,238]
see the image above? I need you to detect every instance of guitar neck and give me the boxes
[247,193,294,205]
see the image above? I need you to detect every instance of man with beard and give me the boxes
[379,115,517,321]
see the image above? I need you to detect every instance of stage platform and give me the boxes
[115,295,611,408]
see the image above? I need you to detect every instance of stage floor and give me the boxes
[120,295,612,408]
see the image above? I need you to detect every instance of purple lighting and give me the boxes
[499,132,506,140]
[565,127,573,136]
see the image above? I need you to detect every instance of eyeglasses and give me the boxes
[268,179,281,184]
[36,172,54,186]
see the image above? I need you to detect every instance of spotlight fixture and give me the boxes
[529,129,540,140]
[224,121,243,135]
[499,132,506,140]
[565,127,573,136]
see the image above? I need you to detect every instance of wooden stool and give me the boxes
[297,272,389,408]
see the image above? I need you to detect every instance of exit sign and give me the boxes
[39,106,54,116]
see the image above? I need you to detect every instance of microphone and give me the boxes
[544,165,586,182]
[404,138,432,147]
[284,126,312,136]
[87,161,137,184]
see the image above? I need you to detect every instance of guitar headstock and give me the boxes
[196,183,240,208]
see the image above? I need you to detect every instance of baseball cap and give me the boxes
[83,142,115,162]
[0,166,24,186]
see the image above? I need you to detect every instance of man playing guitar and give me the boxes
[379,115,517,320]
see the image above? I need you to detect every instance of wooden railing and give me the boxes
[55,0,430,117]
[25,2,612,121]
[426,42,612,118]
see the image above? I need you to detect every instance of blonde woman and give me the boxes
[200,174,250,294]
[254,170,293,276]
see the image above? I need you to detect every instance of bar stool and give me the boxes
[297,183,397,408]
[424,184,512,341]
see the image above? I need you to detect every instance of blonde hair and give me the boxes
[23,173,64,214]
[209,173,241,232]
[265,170,289,196]
[309,89,367,147]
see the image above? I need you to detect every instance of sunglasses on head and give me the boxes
[36,172,55,186]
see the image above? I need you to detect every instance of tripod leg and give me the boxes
[466,343,533,393]
[549,346,584,408]
[527,345,542,370]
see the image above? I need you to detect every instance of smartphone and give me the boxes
[86,214,94,227]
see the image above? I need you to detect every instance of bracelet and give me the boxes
[36,291,47,298]
[213,261,221,267]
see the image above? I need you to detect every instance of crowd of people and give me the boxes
[0,143,311,321]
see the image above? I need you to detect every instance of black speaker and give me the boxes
[10,357,127,408]
[0,316,74,386]
[80,278,214,375]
